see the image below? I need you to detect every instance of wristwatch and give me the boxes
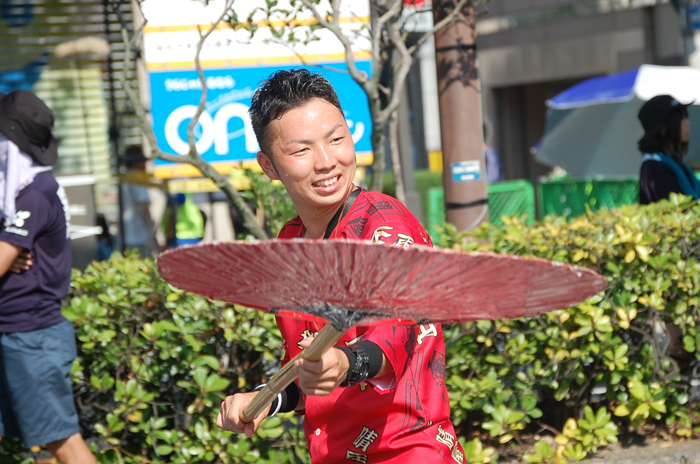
[341,345,370,387]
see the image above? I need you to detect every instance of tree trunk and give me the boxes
[369,99,387,193]
[388,111,406,204]
[433,0,488,231]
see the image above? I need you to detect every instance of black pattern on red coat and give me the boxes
[346,216,369,238]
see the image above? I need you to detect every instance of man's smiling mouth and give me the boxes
[313,176,339,187]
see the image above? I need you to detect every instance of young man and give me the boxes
[120,145,158,256]
[0,91,96,463]
[216,69,464,463]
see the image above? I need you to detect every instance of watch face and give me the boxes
[343,347,370,387]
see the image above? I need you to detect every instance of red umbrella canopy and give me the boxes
[157,239,607,326]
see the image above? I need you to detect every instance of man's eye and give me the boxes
[331,137,343,143]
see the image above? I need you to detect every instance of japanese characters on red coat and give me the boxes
[277,189,465,464]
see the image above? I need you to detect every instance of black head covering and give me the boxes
[0,90,58,166]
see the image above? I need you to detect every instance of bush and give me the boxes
[440,193,700,460]
[241,170,296,238]
[0,251,308,464]
[4,194,700,463]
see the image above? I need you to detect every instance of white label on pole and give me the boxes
[451,161,481,182]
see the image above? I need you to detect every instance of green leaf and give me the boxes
[205,374,230,393]
[613,404,630,417]
[194,355,221,371]
[193,368,208,389]
[156,445,174,455]
[485,354,504,364]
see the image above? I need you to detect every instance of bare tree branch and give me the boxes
[187,0,232,153]
[113,0,268,240]
[265,37,353,75]
[380,19,413,122]
[407,0,471,55]
[187,0,231,157]
[299,0,369,86]
[369,0,402,89]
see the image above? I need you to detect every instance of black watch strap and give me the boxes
[339,345,370,387]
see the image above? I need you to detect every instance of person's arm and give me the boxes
[217,391,273,437]
[0,241,23,277]
[217,381,303,436]
[0,188,47,277]
[293,336,351,395]
[294,336,393,396]
[640,161,681,203]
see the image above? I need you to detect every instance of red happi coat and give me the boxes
[276,188,465,464]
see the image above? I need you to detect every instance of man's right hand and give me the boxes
[10,251,33,273]
[216,392,271,438]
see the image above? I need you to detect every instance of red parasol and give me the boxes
[158,239,607,421]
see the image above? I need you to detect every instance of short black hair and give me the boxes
[638,105,688,159]
[122,145,147,169]
[249,68,343,156]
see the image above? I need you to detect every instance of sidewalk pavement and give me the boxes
[587,439,700,464]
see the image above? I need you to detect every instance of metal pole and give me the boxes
[103,0,125,252]
[398,83,423,222]
[432,0,488,230]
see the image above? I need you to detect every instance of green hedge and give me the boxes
[438,193,700,462]
[2,194,700,463]
[0,251,307,464]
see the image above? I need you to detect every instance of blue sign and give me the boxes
[149,62,373,167]
[451,161,482,183]
[691,4,700,31]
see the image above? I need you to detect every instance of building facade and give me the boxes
[476,0,687,182]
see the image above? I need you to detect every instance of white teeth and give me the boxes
[315,176,338,187]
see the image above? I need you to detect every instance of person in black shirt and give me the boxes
[638,95,700,204]
[0,91,95,463]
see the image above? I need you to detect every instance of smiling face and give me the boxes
[257,97,357,226]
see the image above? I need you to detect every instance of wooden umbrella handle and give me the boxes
[240,324,346,423]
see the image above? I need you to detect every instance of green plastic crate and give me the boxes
[488,180,537,225]
[426,180,536,240]
[538,178,639,217]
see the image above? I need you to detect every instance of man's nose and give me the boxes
[314,145,335,171]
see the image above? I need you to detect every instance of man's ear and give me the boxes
[257,151,280,180]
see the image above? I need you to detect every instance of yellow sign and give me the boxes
[118,172,167,188]
[154,154,374,180]
[153,160,262,179]
[167,176,252,194]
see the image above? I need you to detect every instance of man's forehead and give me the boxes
[268,100,347,143]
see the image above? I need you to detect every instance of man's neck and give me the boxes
[297,184,357,239]
[299,205,342,239]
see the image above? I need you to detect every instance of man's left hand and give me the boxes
[294,336,350,396]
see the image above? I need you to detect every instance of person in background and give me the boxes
[483,124,504,184]
[120,145,157,257]
[0,90,96,463]
[638,95,700,372]
[95,213,113,261]
[161,193,205,248]
[638,94,700,204]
